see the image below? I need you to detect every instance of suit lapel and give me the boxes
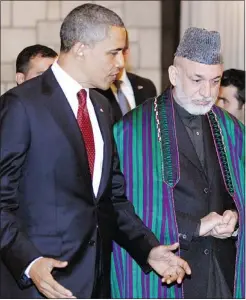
[97,88,122,122]
[90,90,112,200]
[41,68,94,197]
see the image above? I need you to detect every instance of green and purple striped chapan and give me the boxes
[111,89,245,298]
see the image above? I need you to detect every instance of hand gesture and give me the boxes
[199,212,223,236]
[29,257,76,299]
[147,243,191,285]
[210,210,238,239]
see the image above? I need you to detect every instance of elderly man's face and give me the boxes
[169,57,223,115]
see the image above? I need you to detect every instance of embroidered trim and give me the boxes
[208,110,234,195]
[154,92,179,187]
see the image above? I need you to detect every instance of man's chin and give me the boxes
[184,103,213,115]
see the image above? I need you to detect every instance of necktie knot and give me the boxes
[77,89,87,107]
[114,80,123,90]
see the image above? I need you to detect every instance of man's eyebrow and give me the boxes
[218,96,228,101]
[108,48,124,52]
[192,74,221,80]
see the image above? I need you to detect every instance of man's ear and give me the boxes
[168,65,178,86]
[16,73,25,85]
[72,42,86,59]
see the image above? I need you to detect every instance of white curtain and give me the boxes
[180,1,245,70]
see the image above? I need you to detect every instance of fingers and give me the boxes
[50,259,68,269]
[165,242,179,251]
[161,266,186,285]
[49,275,74,297]
[39,274,75,299]
[222,210,233,224]
[180,259,191,275]
[30,257,75,299]
[212,223,235,237]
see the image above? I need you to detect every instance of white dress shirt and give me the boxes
[51,61,104,197]
[25,61,104,277]
[111,68,136,110]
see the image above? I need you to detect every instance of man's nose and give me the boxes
[200,82,211,98]
[116,52,125,69]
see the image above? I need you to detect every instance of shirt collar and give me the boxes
[51,61,89,96]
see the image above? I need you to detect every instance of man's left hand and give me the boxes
[147,243,191,285]
[210,210,238,239]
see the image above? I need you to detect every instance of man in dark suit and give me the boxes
[96,31,157,122]
[16,44,57,85]
[0,3,190,299]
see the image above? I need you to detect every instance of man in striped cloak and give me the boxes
[111,27,245,298]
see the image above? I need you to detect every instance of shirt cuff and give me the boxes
[24,256,43,278]
[193,221,201,238]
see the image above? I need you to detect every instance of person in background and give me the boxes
[217,68,245,124]
[111,27,245,299]
[0,4,191,299]
[96,30,157,122]
[16,44,57,85]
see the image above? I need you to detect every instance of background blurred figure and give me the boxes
[217,69,245,124]
[96,31,157,122]
[16,44,57,85]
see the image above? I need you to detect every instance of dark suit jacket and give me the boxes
[174,110,236,298]
[96,72,157,123]
[0,68,159,298]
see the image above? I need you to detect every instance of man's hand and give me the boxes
[199,212,223,236]
[29,257,76,299]
[210,210,238,239]
[147,243,191,285]
[200,210,238,239]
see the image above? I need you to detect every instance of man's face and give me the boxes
[25,55,56,80]
[217,85,245,123]
[16,55,56,84]
[171,57,223,115]
[81,26,126,90]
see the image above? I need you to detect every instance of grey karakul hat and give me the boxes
[175,27,223,65]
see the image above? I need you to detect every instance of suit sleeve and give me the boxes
[110,142,160,273]
[0,93,41,287]
[175,211,200,250]
[147,79,157,97]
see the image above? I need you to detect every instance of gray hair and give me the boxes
[60,3,125,52]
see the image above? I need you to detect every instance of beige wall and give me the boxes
[1,0,161,95]
[181,1,245,71]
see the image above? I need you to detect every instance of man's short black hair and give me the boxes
[60,3,125,52]
[221,69,245,108]
[16,44,57,74]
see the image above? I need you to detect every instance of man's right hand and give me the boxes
[199,212,223,236]
[29,257,76,299]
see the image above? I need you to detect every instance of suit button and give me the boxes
[89,240,96,246]
[183,234,187,239]
[204,249,209,255]
[204,188,209,194]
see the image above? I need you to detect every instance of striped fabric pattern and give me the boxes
[112,96,182,298]
[209,106,245,299]
[111,90,245,298]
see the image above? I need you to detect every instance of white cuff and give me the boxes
[25,257,43,278]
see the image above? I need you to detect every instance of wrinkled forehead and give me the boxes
[179,57,223,79]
